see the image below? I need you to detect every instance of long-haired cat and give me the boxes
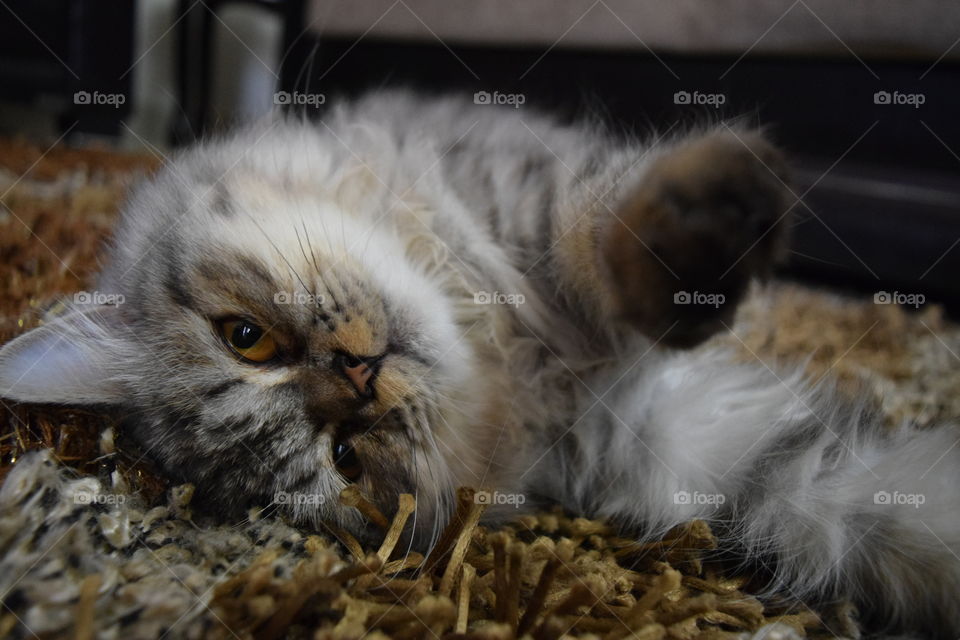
[1,91,957,636]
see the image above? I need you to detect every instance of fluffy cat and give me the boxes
[1,91,957,636]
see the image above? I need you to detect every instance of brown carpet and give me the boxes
[1,138,958,639]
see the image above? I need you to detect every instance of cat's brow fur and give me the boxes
[1,90,958,636]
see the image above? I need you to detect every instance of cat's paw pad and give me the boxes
[602,130,792,347]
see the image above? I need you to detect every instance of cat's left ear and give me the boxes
[0,304,135,405]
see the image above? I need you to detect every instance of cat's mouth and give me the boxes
[331,403,420,483]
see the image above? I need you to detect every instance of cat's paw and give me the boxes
[601,129,792,347]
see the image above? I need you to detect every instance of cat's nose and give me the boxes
[334,352,383,398]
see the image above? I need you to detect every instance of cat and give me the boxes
[1,90,957,637]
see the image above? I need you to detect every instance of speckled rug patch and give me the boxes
[1,139,957,639]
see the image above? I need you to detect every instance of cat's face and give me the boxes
[0,148,480,547]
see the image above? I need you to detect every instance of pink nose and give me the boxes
[342,361,373,395]
[335,352,383,397]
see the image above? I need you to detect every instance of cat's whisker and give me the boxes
[291,223,322,309]
[298,217,328,291]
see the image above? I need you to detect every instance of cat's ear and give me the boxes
[0,304,134,405]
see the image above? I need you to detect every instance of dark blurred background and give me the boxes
[1,0,958,312]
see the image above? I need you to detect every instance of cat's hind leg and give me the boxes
[536,347,960,636]
[601,129,793,347]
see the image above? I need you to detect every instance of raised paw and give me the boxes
[601,129,792,347]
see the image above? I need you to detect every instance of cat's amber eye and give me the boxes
[333,441,362,481]
[219,319,278,363]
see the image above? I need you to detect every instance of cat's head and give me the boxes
[0,128,484,547]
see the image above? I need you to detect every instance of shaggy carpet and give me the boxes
[1,138,958,639]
